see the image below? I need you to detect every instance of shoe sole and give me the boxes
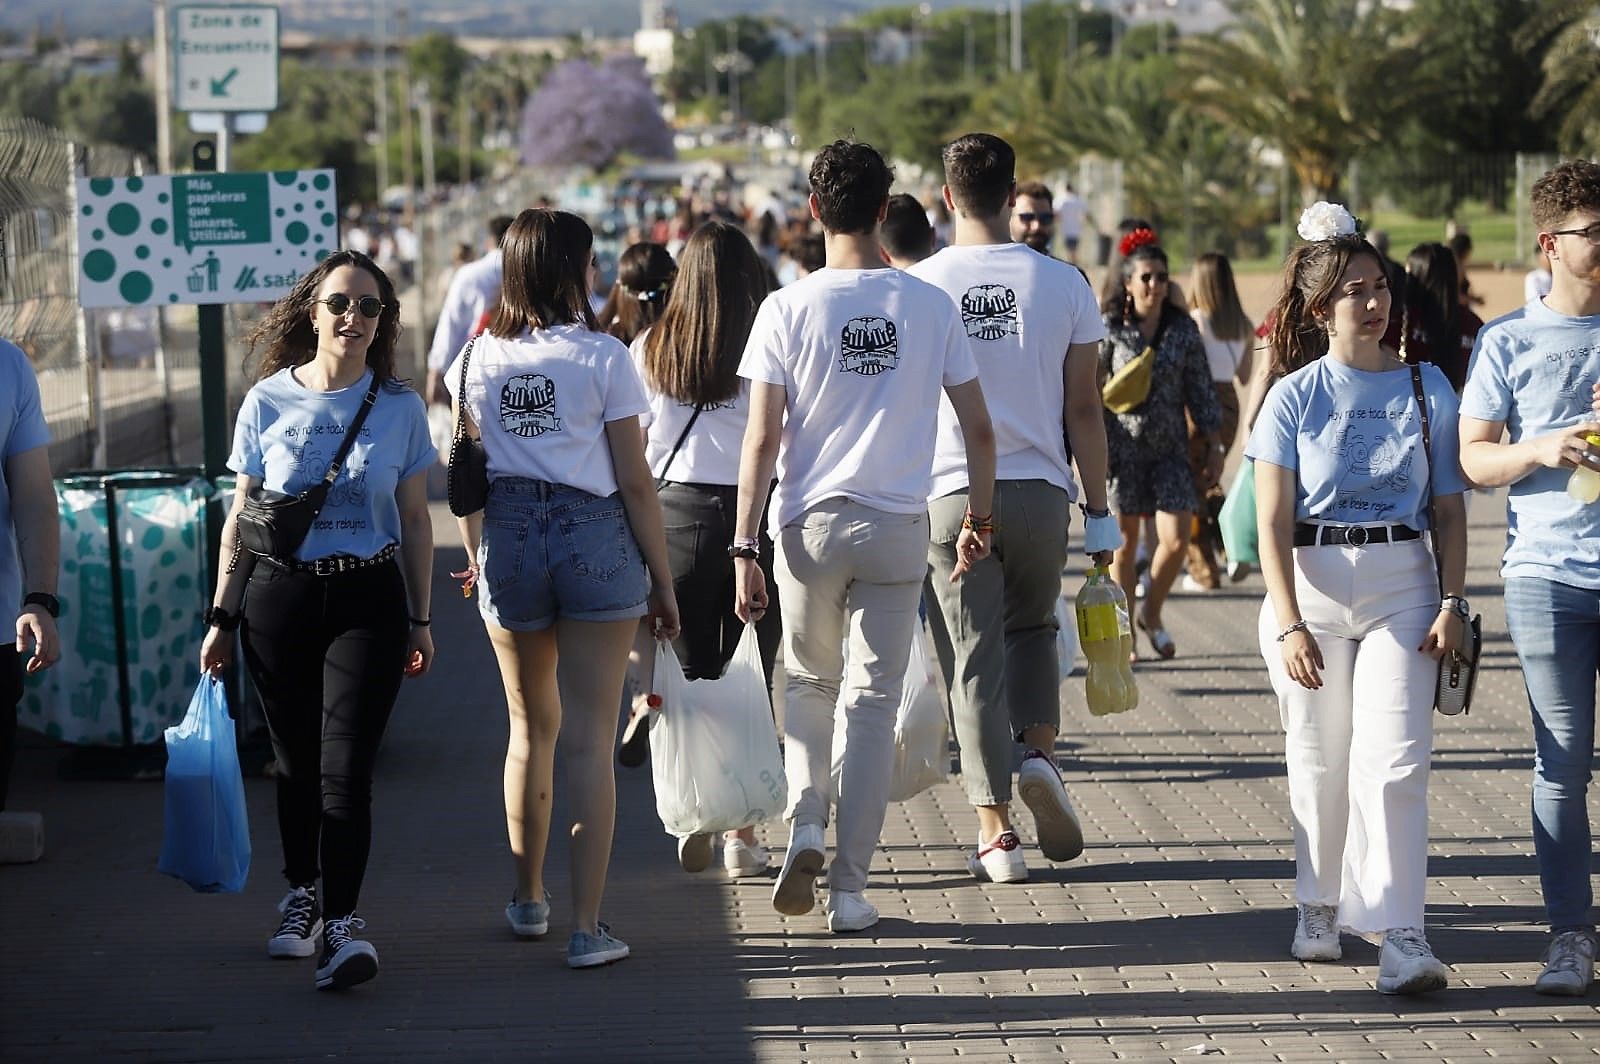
[827,911,879,933]
[1018,775,1085,863]
[267,919,323,959]
[1377,969,1448,995]
[507,914,549,938]
[725,857,770,879]
[1291,942,1342,962]
[314,947,378,990]
[617,714,651,768]
[568,944,630,969]
[967,856,1028,884]
[679,833,714,873]
[1533,977,1594,996]
[772,846,825,916]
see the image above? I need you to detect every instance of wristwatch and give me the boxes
[728,543,760,560]
[23,592,59,619]
[203,604,241,632]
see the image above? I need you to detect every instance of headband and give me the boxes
[1119,227,1159,258]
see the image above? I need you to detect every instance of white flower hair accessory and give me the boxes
[1296,201,1358,243]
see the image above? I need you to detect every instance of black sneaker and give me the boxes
[267,884,323,959]
[314,915,379,990]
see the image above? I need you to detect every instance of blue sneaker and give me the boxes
[506,891,551,938]
[567,922,630,969]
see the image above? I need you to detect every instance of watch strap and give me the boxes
[23,592,59,618]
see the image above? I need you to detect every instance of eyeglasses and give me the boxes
[1549,222,1600,246]
[1017,211,1055,225]
[1136,272,1170,284]
[317,294,385,318]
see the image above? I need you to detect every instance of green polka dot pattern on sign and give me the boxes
[107,203,140,236]
[322,213,336,227]
[119,271,153,304]
[83,249,116,282]
[89,177,113,196]
[286,221,309,245]
[274,171,298,185]
[81,205,94,216]
[313,174,331,191]
[151,218,168,235]
[135,245,150,260]
[127,177,143,192]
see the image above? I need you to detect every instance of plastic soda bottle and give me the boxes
[1075,567,1132,716]
[1106,577,1139,711]
[1567,434,1600,503]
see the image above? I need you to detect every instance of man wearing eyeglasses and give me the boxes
[1009,181,1057,257]
[1459,159,1600,997]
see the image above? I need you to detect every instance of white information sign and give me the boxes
[173,4,280,113]
[75,169,339,309]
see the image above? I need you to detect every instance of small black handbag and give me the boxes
[236,374,381,561]
[447,336,490,518]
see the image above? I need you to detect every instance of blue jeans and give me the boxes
[1504,577,1598,933]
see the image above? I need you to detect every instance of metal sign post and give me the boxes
[192,140,229,482]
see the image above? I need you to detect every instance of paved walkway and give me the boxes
[2,496,1596,1063]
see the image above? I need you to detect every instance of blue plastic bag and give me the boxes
[158,676,250,893]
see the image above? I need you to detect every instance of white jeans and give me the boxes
[774,499,928,893]
[1257,537,1438,934]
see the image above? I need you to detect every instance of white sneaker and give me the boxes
[826,889,879,933]
[1016,751,1085,862]
[1180,574,1215,594]
[1290,903,1341,961]
[723,837,770,878]
[1227,560,1252,583]
[771,822,826,916]
[1377,927,1449,995]
[1535,930,1597,996]
[967,830,1028,883]
[677,832,713,873]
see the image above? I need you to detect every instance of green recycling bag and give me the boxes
[1218,461,1258,567]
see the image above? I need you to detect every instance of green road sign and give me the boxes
[75,169,338,309]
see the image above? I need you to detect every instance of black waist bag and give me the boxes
[236,375,381,561]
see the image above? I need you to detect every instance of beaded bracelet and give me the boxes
[962,511,996,534]
[1276,620,1309,642]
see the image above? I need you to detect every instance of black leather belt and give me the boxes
[269,542,398,576]
[1293,523,1421,548]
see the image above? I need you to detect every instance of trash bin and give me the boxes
[19,470,211,749]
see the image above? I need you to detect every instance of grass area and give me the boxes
[1232,201,1528,274]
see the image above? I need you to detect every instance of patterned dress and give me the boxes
[1099,305,1222,515]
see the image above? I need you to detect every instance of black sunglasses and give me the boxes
[1136,272,1170,284]
[318,294,385,319]
[1017,211,1055,224]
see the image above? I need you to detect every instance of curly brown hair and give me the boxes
[1266,234,1387,379]
[1531,160,1600,233]
[243,250,403,383]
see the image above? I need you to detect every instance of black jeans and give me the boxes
[0,647,20,812]
[240,558,408,917]
[659,482,781,689]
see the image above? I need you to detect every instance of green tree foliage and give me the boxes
[231,59,374,200]
[1520,0,1600,156]
[407,31,472,103]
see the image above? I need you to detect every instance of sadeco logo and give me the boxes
[234,265,300,292]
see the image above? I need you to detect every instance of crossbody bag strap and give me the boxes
[452,336,478,443]
[654,402,704,491]
[1408,363,1445,594]
[321,373,382,486]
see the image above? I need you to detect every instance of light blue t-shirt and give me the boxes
[228,368,435,561]
[1459,298,1600,588]
[1245,357,1467,528]
[1,339,52,619]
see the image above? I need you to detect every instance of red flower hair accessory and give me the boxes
[1119,227,1159,258]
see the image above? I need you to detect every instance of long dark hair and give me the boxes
[642,220,770,405]
[1403,242,1462,359]
[597,242,675,345]
[244,250,402,383]
[1266,234,1387,379]
[1191,252,1249,341]
[1102,242,1171,327]
[488,208,596,337]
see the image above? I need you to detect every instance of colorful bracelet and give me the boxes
[962,511,996,534]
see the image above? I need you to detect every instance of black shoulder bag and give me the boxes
[447,337,490,517]
[1409,364,1482,715]
[653,403,704,491]
[237,373,381,561]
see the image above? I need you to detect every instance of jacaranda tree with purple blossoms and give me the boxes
[519,56,675,170]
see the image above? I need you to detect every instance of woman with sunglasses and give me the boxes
[200,250,436,991]
[1099,230,1223,659]
[596,242,676,346]
[449,209,679,970]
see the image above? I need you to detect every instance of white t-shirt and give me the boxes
[1053,192,1086,239]
[447,324,648,498]
[1191,310,1248,383]
[630,330,749,486]
[738,267,979,529]
[427,250,502,373]
[909,243,1104,500]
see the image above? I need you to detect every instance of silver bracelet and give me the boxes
[1276,620,1309,642]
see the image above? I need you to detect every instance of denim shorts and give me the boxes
[477,477,650,631]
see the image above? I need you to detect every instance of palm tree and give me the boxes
[1178,0,1441,202]
[1520,0,1600,154]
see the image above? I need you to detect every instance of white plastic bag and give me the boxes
[1056,596,1082,679]
[832,626,949,803]
[427,404,453,467]
[649,625,787,836]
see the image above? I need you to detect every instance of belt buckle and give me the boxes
[1346,525,1369,547]
[312,556,338,576]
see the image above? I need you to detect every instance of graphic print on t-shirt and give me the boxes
[1330,429,1414,518]
[281,425,374,531]
[960,284,1020,341]
[500,373,563,437]
[839,316,898,375]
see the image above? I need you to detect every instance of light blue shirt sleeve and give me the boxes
[1243,377,1298,471]
[395,388,437,481]
[3,342,49,458]
[227,390,266,479]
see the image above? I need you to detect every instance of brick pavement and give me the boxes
[1,496,1596,1063]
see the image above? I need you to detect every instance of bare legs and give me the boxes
[1113,511,1193,630]
[487,617,637,936]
